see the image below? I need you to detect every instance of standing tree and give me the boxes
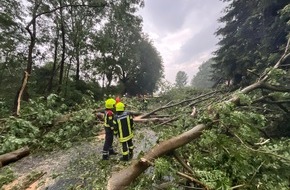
[0,0,26,106]
[93,0,145,93]
[11,0,106,115]
[213,0,290,87]
[191,59,214,89]
[175,71,188,88]
[126,36,164,96]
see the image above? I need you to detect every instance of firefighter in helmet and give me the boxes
[113,102,134,161]
[102,98,118,160]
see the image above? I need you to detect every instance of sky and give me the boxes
[138,0,228,84]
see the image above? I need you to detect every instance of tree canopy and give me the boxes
[0,1,290,190]
[0,0,164,111]
[175,71,188,88]
[213,0,290,87]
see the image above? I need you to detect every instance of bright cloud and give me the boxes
[139,0,227,84]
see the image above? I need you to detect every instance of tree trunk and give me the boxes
[0,146,30,168]
[11,0,107,114]
[57,0,66,93]
[13,3,39,115]
[64,57,73,97]
[76,51,80,81]
[47,29,59,94]
[107,124,207,190]
[107,69,290,188]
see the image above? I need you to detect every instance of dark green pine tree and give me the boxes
[213,0,290,87]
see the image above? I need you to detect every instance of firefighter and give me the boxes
[114,102,134,161]
[102,98,118,160]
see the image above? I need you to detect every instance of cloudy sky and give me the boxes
[138,0,228,84]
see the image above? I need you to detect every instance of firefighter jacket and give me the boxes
[113,111,134,142]
[104,109,114,129]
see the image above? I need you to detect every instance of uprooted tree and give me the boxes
[107,38,290,189]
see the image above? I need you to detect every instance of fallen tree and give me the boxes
[107,38,290,189]
[107,124,207,190]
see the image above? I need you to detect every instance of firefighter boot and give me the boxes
[102,151,109,160]
[129,149,134,159]
[109,148,118,155]
[120,154,129,161]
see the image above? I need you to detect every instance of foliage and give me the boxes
[175,71,188,88]
[0,94,100,154]
[93,1,163,96]
[1,1,290,189]
[126,37,164,96]
[264,67,287,86]
[0,167,15,187]
[0,85,289,189]
[0,118,39,154]
[0,0,163,111]
[131,88,290,189]
[191,59,215,89]
[152,157,172,180]
[0,0,26,108]
[213,0,290,87]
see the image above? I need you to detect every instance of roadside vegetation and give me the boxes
[0,0,290,189]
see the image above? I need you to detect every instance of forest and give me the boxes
[0,0,290,189]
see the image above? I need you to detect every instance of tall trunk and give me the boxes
[47,29,59,94]
[76,50,80,81]
[64,57,73,97]
[120,75,128,94]
[57,0,66,93]
[0,55,8,88]
[13,3,39,115]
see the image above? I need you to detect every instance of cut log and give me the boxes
[0,146,30,167]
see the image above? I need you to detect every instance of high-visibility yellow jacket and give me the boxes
[113,111,134,142]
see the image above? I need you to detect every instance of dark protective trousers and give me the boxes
[121,138,134,159]
[103,127,114,156]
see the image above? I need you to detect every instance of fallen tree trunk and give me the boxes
[0,146,30,168]
[107,68,290,189]
[106,38,290,188]
[107,124,207,190]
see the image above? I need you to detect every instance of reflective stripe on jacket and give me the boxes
[114,112,134,142]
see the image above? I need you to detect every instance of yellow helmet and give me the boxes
[115,102,125,111]
[105,98,116,109]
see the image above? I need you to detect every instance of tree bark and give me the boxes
[47,27,59,94]
[107,124,207,190]
[0,146,30,167]
[106,39,290,187]
[13,2,39,115]
[13,2,107,114]
[57,0,66,93]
